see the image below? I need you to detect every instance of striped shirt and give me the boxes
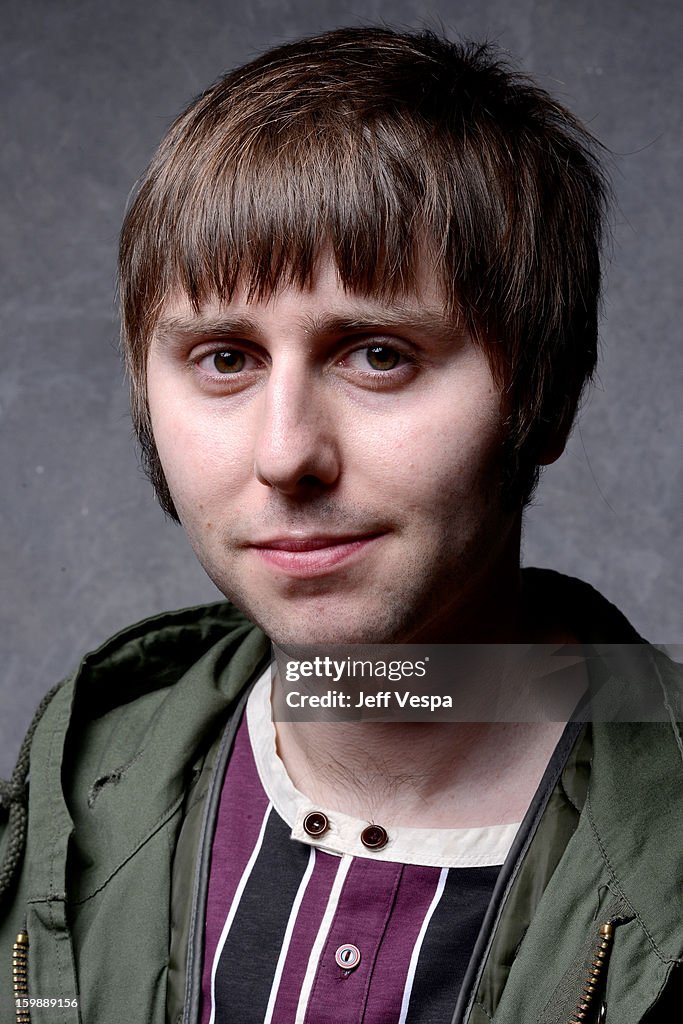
[201,673,520,1023]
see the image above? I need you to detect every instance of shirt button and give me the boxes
[360,824,388,850]
[303,811,329,837]
[335,943,361,970]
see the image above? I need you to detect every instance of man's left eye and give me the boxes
[365,345,401,371]
[344,344,405,372]
[210,350,246,373]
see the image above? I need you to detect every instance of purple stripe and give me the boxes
[270,849,339,1023]
[362,864,444,1024]
[303,858,404,1024]
[200,715,270,1024]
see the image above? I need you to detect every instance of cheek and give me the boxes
[430,381,505,487]
[357,399,504,512]
[148,394,247,517]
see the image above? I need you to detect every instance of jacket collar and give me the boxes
[525,568,683,961]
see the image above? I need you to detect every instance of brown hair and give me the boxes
[119,26,610,517]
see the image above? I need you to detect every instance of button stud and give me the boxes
[303,811,329,837]
[335,943,361,970]
[360,824,388,850]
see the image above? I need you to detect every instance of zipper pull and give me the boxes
[13,929,31,1024]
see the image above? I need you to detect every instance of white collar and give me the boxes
[246,669,520,868]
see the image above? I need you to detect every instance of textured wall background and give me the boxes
[1,0,681,776]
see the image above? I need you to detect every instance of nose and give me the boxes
[253,361,341,495]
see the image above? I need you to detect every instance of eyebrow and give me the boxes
[153,306,465,348]
[154,314,262,347]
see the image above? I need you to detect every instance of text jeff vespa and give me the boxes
[281,655,452,712]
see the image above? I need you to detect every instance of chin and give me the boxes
[254,605,417,648]
[263,622,379,648]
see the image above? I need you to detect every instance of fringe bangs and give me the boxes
[124,112,457,330]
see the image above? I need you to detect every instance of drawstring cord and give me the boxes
[2,684,66,1024]
[0,681,65,907]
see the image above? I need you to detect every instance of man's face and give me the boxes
[146,258,519,645]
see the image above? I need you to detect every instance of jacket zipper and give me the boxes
[13,928,30,1024]
[567,919,617,1024]
[452,721,586,1024]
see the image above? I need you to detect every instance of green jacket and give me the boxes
[1,572,682,1023]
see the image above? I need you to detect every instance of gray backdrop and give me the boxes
[1,0,681,777]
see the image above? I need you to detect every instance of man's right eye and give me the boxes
[194,348,262,377]
[208,350,246,373]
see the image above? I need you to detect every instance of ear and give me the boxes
[536,432,567,466]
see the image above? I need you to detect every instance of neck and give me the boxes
[274,717,568,828]
[273,563,582,829]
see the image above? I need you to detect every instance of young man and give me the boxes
[1,26,681,1024]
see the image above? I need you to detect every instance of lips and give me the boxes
[248,532,384,577]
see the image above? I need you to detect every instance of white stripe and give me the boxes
[294,854,353,1024]
[263,846,316,1024]
[208,802,273,1024]
[398,867,449,1024]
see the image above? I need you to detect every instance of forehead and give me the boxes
[152,256,459,343]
